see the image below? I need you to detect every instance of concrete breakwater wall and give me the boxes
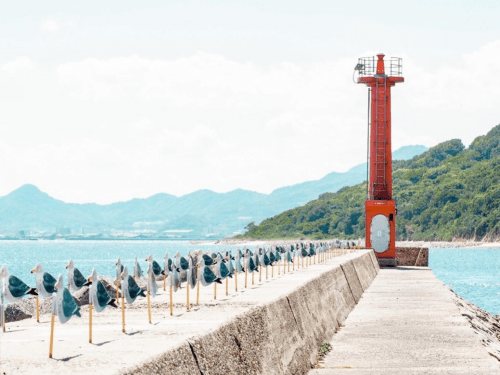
[396,247,429,266]
[123,250,380,375]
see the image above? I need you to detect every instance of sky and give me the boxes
[1,0,500,204]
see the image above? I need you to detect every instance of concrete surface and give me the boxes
[0,249,377,375]
[310,267,500,375]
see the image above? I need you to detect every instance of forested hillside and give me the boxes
[239,124,500,241]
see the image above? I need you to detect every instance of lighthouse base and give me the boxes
[365,200,397,266]
[377,258,397,267]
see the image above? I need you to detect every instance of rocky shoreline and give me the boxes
[212,239,500,249]
[397,240,489,248]
[449,286,500,362]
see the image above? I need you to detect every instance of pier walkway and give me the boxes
[310,267,500,374]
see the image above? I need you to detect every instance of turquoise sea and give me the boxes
[0,240,240,288]
[0,242,498,315]
[430,248,500,315]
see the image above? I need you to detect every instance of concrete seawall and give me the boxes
[123,250,380,375]
[0,250,379,375]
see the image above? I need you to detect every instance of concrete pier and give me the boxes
[310,267,500,374]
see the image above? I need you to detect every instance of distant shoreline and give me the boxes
[396,240,500,249]
[1,238,499,249]
[219,238,500,249]
[0,237,217,242]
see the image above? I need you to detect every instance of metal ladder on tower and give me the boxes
[373,78,388,199]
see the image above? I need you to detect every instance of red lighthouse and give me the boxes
[355,54,404,266]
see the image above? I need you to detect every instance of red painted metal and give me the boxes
[357,54,404,261]
[365,200,396,260]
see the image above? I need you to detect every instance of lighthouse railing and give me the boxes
[356,56,403,77]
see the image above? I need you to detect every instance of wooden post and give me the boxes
[225,277,228,296]
[116,281,120,307]
[196,279,200,305]
[245,269,247,288]
[1,295,5,332]
[49,315,55,358]
[196,264,200,305]
[214,282,217,300]
[259,265,262,282]
[89,303,93,343]
[252,271,254,285]
[235,269,238,292]
[187,284,190,311]
[272,265,274,278]
[121,296,125,333]
[147,292,151,324]
[266,266,268,280]
[36,295,40,323]
[170,286,173,316]
[163,275,166,292]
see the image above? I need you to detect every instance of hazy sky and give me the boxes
[1,1,500,203]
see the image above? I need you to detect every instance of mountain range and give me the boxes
[0,145,426,239]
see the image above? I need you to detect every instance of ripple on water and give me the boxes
[0,240,242,289]
[430,248,500,315]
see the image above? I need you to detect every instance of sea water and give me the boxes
[1,242,499,315]
[430,248,500,315]
[0,240,241,288]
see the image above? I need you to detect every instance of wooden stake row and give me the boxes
[45,245,355,359]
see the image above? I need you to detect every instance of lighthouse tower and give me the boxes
[355,54,404,266]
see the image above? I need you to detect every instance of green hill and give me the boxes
[239,124,500,241]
